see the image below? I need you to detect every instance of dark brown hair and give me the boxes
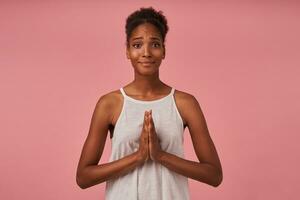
[125,6,169,48]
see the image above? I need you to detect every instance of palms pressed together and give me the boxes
[145,110,162,162]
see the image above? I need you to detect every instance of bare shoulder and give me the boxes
[174,89,196,102]
[95,89,123,124]
[98,89,122,105]
[174,89,201,127]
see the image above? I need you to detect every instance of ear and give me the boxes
[162,46,166,59]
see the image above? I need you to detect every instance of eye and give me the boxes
[153,42,161,48]
[132,43,141,48]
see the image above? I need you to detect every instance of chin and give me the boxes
[136,68,158,76]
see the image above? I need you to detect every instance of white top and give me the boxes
[105,87,190,200]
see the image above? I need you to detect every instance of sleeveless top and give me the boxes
[105,87,190,200]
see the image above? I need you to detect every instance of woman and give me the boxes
[76,7,223,200]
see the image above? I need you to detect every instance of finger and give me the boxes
[149,114,157,137]
[143,112,149,132]
[144,111,147,120]
[149,110,152,125]
[148,128,152,142]
[146,121,149,132]
[148,116,152,130]
[149,112,154,128]
[146,129,149,141]
[143,112,147,128]
[145,111,150,126]
[147,111,150,126]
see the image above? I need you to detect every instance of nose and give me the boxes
[142,45,151,57]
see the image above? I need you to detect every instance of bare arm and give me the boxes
[76,94,143,189]
[157,151,221,187]
[157,94,223,187]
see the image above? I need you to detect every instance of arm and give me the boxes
[157,95,223,187]
[76,94,143,189]
[157,152,222,187]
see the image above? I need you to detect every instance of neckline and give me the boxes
[120,87,174,104]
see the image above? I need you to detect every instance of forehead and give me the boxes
[130,23,162,40]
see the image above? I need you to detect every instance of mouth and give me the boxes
[139,61,155,65]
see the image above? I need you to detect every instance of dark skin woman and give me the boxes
[76,13,223,190]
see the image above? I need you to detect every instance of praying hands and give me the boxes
[137,110,163,162]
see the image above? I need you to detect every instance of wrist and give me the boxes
[156,150,165,163]
[134,151,145,165]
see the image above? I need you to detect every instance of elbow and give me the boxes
[76,175,88,189]
[76,168,106,189]
[211,169,223,187]
[76,170,90,189]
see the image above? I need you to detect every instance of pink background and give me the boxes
[1,0,299,199]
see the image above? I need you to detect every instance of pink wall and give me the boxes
[1,0,299,199]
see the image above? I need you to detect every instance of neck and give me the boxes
[129,72,166,94]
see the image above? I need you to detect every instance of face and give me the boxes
[126,23,165,76]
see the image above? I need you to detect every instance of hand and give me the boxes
[147,110,163,162]
[137,111,150,163]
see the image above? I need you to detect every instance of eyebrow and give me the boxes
[132,37,161,41]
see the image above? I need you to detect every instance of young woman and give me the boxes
[76,7,223,200]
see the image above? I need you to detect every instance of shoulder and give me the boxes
[174,89,198,104]
[96,89,122,106]
[94,89,122,122]
[174,89,200,112]
[174,89,200,126]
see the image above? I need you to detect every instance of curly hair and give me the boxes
[125,6,169,48]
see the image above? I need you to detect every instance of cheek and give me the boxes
[152,49,164,57]
[129,51,140,60]
[131,51,140,58]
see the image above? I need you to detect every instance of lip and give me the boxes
[139,61,155,64]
